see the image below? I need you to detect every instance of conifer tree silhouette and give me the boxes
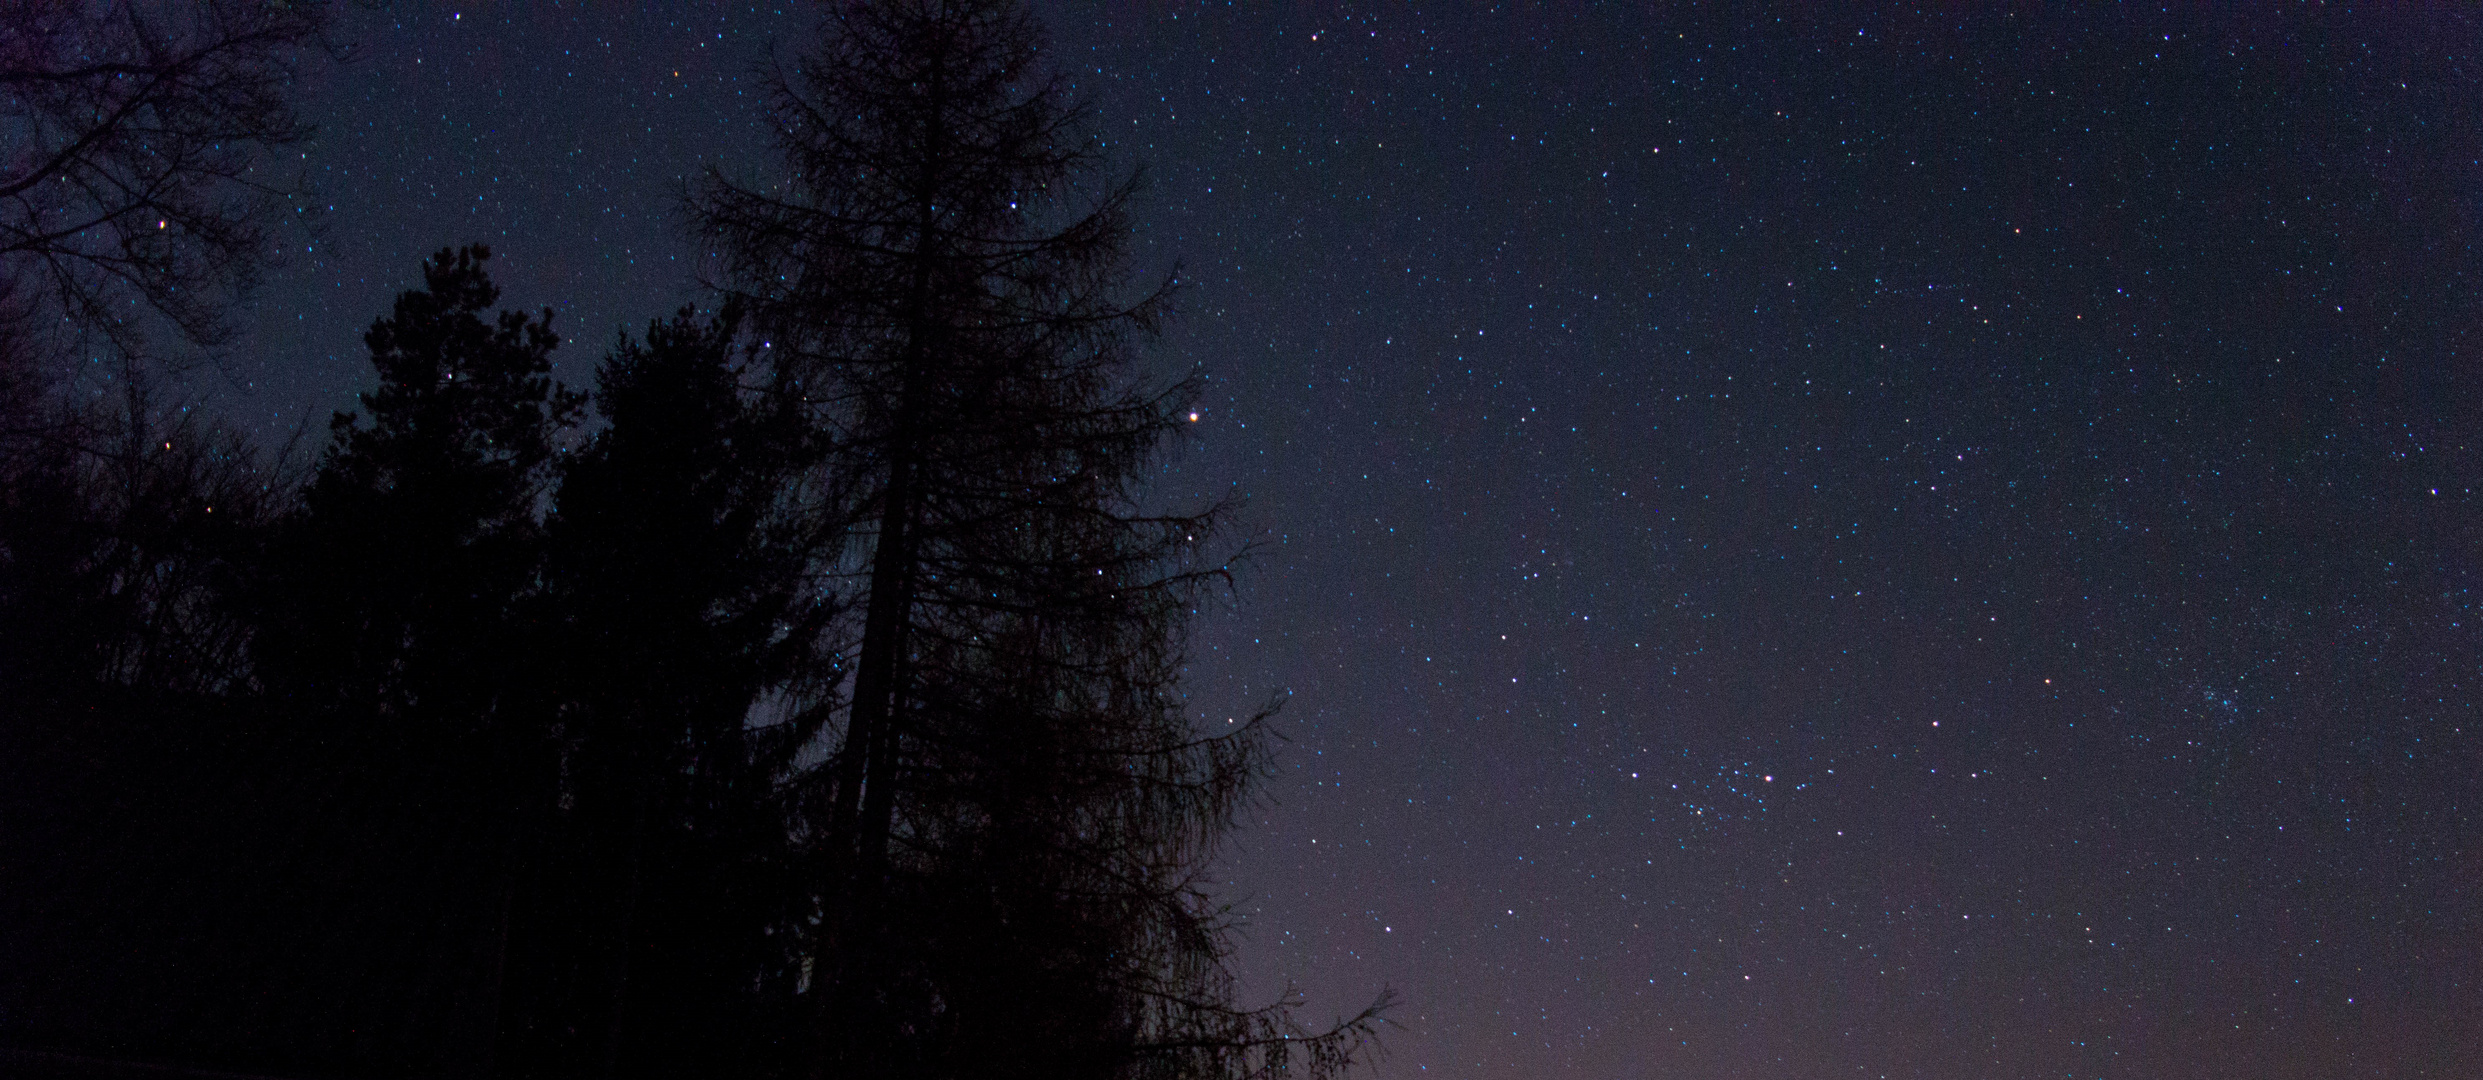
[505,304,823,1079]
[249,244,583,1076]
[694,3,1389,1076]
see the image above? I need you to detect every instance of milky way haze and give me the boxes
[231,5,2478,1076]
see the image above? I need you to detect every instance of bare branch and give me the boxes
[0,0,335,376]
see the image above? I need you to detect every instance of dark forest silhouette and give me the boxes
[0,2,1387,1078]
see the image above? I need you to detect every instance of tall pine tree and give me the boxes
[693,3,1387,1076]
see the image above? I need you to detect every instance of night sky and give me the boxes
[221,5,2480,1077]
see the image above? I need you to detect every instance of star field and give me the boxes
[230,5,2479,1077]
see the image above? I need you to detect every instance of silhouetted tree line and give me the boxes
[0,2,1385,1079]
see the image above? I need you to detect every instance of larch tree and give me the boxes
[692,2,1388,1077]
